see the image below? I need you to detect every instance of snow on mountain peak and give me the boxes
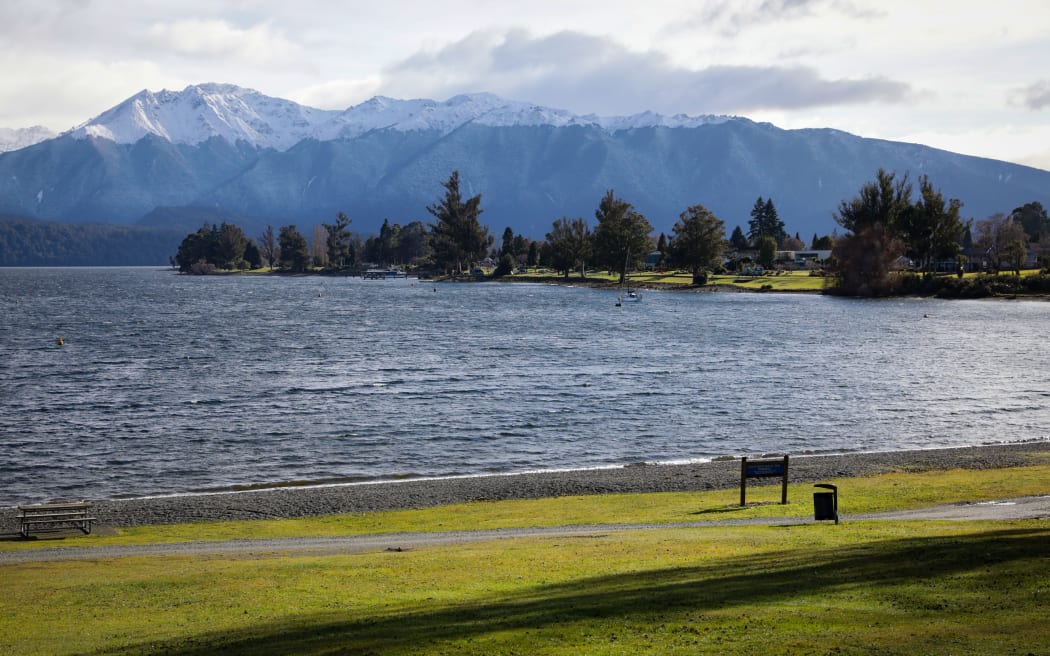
[65,84,737,150]
[68,84,340,150]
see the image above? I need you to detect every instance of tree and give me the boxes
[897,175,968,275]
[757,235,778,269]
[592,190,653,284]
[309,224,328,267]
[324,212,353,269]
[174,222,250,273]
[546,216,592,278]
[1010,201,1050,243]
[747,197,787,245]
[729,225,750,251]
[278,225,310,272]
[258,225,279,271]
[811,234,834,250]
[976,213,1028,273]
[395,221,429,265]
[426,171,490,275]
[215,223,248,269]
[781,234,805,251]
[243,240,262,269]
[830,169,911,296]
[669,204,725,284]
[500,226,515,259]
[655,232,668,269]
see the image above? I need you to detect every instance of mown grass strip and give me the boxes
[3,463,1047,549]
[2,521,1047,655]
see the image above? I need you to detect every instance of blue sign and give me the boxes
[746,464,784,477]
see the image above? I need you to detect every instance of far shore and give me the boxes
[2,441,1047,531]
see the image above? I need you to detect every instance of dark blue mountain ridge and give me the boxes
[0,85,1047,241]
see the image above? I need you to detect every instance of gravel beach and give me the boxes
[3,442,1048,532]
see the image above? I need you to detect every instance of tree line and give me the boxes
[173,169,1048,294]
[829,169,1049,295]
[0,217,183,266]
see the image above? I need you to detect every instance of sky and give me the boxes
[2,0,1049,170]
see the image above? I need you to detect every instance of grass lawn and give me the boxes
[3,465,1048,655]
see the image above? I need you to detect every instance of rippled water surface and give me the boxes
[1,267,1048,503]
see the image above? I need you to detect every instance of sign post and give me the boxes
[740,455,789,506]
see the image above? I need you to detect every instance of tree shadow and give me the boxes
[82,527,1049,655]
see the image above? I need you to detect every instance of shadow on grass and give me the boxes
[85,527,1050,655]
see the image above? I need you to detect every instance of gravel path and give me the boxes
[3,442,1048,533]
[3,494,1048,564]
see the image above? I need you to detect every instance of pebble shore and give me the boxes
[3,442,1048,531]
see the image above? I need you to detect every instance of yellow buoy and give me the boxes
[56,336,64,346]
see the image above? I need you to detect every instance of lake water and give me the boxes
[1,267,1048,505]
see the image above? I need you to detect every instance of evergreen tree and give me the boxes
[898,175,968,275]
[812,234,835,250]
[244,240,262,269]
[323,212,353,269]
[174,222,250,272]
[426,171,490,275]
[831,169,912,296]
[669,204,726,284]
[747,197,787,244]
[1010,201,1050,243]
[278,225,310,272]
[592,190,653,284]
[500,226,515,258]
[729,225,750,250]
[527,241,539,267]
[394,221,428,265]
[215,223,248,269]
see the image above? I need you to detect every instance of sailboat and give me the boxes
[616,250,641,306]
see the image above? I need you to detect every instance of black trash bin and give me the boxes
[813,483,838,524]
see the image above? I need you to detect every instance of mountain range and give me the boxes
[2,83,1049,247]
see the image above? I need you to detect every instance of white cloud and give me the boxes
[294,78,384,110]
[0,0,1047,170]
[380,29,913,116]
[1013,80,1050,111]
[146,19,300,65]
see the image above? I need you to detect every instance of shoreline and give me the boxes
[3,441,1048,531]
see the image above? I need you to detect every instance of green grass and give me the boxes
[709,271,828,291]
[3,523,1047,655]
[4,464,1048,549]
[3,465,1049,655]
[509,268,830,292]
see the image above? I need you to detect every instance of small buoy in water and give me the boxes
[56,336,64,346]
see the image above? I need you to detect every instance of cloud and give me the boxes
[146,19,300,65]
[1013,80,1050,110]
[294,78,384,110]
[379,29,914,115]
[672,0,885,38]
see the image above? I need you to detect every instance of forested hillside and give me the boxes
[0,217,183,266]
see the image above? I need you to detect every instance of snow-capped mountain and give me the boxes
[2,82,1048,247]
[65,84,734,149]
[0,126,55,153]
[68,83,341,151]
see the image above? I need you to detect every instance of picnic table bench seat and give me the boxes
[17,501,96,537]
